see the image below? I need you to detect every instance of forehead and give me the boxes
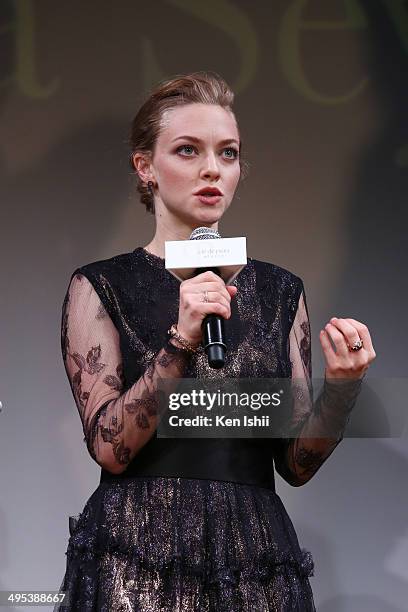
[159,103,239,143]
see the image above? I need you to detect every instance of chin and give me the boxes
[177,204,226,228]
[195,212,223,225]
[199,203,227,217]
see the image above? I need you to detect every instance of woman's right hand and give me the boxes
[177,271,238,344]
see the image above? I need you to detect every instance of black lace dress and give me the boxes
[55,247,363,611]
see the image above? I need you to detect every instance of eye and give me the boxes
[223,147,239,159]
[176,145,239,160]
[176,145,196,156]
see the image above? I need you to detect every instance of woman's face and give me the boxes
[149,103,241,227]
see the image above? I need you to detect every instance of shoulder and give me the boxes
[249,256,304,294]
[74,250,135,280]
[248,257,305,323]
[66,251,135,322]
[68,250,140,295]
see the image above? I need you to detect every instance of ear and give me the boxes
[132,151,155,183]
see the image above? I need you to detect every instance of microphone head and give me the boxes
[189,227,222,241]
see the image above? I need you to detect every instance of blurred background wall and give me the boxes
[0,1,407,610]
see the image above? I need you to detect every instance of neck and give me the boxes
[144,207,220,259]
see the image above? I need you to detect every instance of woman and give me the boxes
[56,71,376,611]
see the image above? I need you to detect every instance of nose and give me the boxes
[200,151,220,181]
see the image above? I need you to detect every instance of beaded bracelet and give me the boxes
[165,336,193,356]
[166,323,202,354]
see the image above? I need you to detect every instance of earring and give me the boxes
[146,181,156,214]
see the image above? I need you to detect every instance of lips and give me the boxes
[194,187,223,196]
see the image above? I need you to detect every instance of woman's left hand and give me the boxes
[320,317,376,380]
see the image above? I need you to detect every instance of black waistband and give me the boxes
[100,437,275,490]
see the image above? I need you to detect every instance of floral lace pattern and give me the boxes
[60,270,193,468]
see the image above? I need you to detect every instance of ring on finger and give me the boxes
[202,290,210,303]
[347,338,364,351]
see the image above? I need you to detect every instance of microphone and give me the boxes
[189,227,227,369]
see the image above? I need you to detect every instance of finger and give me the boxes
[189,281,231,299]
[328,317,362,351]
[199,300,231,319]
[343,318,375,354]
[324,323,350,357]
[198,291,231,312]
[207,284,233,303]
[189,271,225,285]
[319,329,337,370]
[181,282,231,305]
[195,286,232,305]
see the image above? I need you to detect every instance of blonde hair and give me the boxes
[129,71,249,214]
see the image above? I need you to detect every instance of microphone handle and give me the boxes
[193,266,227,369]
[202,314,226,369]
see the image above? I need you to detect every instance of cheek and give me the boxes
[227,167,241,191]
[159,158,191,191]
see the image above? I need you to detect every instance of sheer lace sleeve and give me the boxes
[273,281,364,487]
[61,272,192,474]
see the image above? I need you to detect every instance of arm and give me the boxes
[273,284,364,487]
[61,272,192,475]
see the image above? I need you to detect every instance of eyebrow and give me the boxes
[171,135,240,146]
